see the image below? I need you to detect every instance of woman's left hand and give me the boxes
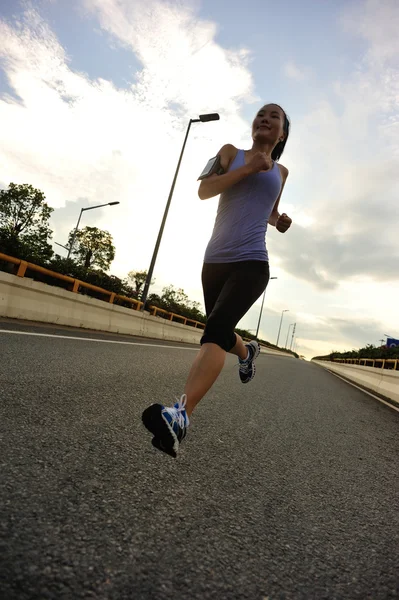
[276,213,292,233]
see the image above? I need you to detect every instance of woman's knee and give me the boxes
[200,327,236,352]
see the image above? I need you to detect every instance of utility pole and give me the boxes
[285,323,293,349]
[290,323,296,350]
[276,309,289,347]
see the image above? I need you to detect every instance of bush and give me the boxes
[0,229,53,265]
[0,247,139,304]
[313,344,399,361]
[47,256,138,303]
[148,287,206,325]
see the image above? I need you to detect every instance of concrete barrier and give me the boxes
[260,347,293,358]
[0,271,295,357]
[314,360,399,406]
[0,271,202,344]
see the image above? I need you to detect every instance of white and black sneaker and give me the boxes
[142,394,189,458]
[238,340,261,383]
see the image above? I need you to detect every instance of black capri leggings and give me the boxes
[200,261,270,352]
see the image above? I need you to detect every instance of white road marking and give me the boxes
[0,329,199,351]
[325,368,399,414]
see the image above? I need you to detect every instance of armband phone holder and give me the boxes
[197,155,224,180]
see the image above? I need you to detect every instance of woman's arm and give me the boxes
[198,144,251,200]
[268,165,289,226]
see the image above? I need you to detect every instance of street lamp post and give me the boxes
[66,201,120,260]
[55,242,70,252]
[140,113,220,311]
[255,277,277,340]
[290,322,296,350]
[276,309,289,347]
[285,323,293,349]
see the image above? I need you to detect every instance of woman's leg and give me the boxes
[142,262,269,456]
[182,263,231,416]
[183,333,248,418]
[184,261,270,415]
[183,343,226,417]
[228,333,248,361]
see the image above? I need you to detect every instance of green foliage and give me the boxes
[127,270,153,299]
[0,183,53,263]
[148,285,206,324]
[313,343,399,361]
[47,255,136,297]
[234,327,297,356]
[68,226,115,270]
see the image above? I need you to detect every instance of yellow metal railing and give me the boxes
[331,357,398,370]
[0,252,143,310]
[0,252,205,330]
[149,305,204,328]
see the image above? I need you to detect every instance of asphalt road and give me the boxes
[1,319,398,600]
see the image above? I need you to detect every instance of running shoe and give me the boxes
[238,340,261,383]
[142,394,189,458]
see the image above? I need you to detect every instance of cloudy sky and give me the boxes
[1,0,398,359]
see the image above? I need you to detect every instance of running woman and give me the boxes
[142,103,292,457]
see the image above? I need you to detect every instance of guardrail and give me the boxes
[0,252,297,345]
[0,252,205,330]
[319,357,399,371]
[0,252,143,311]
[314,360,399,405]
[149,305,204,329]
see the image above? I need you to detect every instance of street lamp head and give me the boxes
[270,277,278,280]
[199,113,220,122]
[108,201,120,206]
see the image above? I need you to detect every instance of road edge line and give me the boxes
[321,367,399,414]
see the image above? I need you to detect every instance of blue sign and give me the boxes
[387,338,399,348]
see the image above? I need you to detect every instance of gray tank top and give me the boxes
[204,149,282,263]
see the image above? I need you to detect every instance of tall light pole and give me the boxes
[66,202,120,260]
[290,322,296,350]
[276,309,289,347]
[55,242,69,252]
[285,323,293,349]
[255,277,277,339]
[141,113,220,311]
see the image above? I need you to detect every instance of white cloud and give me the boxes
[82,0,256,114]
[283,61,311,82]
[275,0,399,302]
[0,1,255,286]
[342,0,399,63]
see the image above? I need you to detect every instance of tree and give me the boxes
[155,285,206,323]
[127,270,154,299]
[68,226,115,270]
[0,183,54,262]
[161,285,190,311]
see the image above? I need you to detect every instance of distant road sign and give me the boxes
[386,338,399,348]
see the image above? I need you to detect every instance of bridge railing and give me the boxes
[323,357,398,371]
[0,252,205,330]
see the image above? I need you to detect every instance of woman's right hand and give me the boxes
[247,151,273,174]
